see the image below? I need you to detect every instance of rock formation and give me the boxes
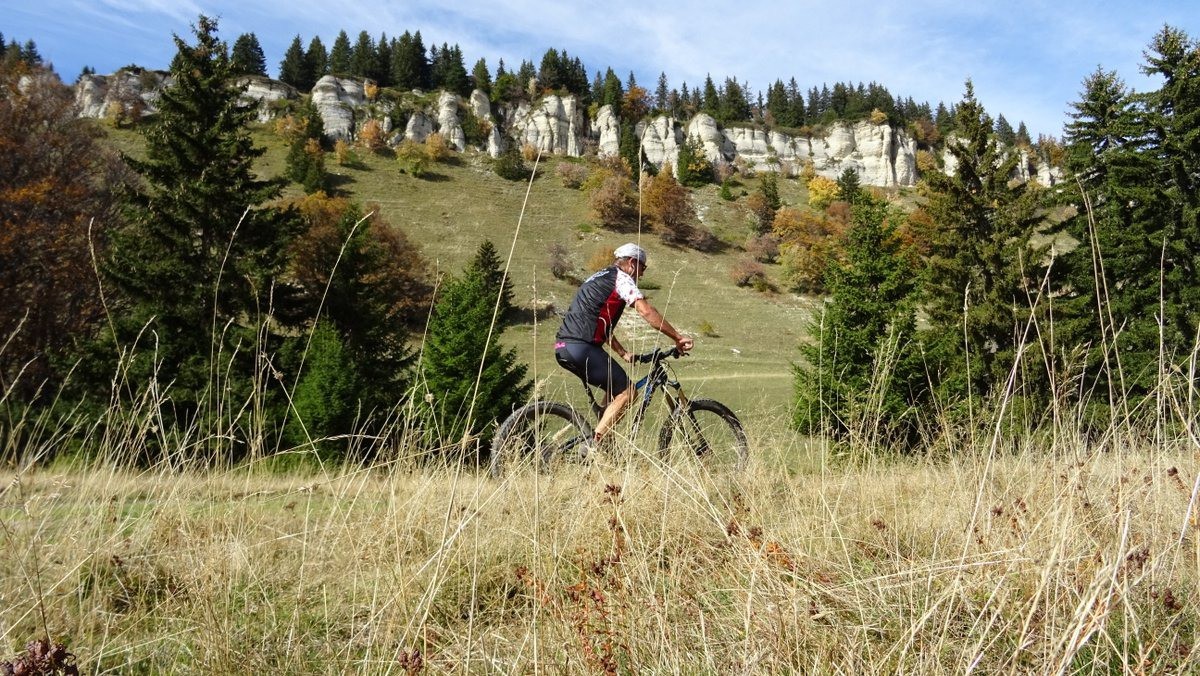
[74,71,1062,188]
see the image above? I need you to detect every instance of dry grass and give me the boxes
[2,429,1197,673]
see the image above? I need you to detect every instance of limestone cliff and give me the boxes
[74,72,1061,188]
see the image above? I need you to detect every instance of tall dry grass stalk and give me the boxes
[1,428,1197,672]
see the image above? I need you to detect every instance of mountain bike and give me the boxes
[489,347,748,477]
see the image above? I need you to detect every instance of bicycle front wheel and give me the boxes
[489,401,594,478]
[657,399,748,472]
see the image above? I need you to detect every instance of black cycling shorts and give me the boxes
[554,340,630,398]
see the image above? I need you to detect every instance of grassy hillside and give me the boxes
[105,124,821,443]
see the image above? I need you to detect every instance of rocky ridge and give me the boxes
[73,72,1061,188]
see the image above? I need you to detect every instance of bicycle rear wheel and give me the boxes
[489,401,594,478]
[657,399,748,472]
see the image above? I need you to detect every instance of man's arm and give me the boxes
[608,334,633,363]
[633,299,694,352]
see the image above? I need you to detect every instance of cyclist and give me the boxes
[554,242,694,446]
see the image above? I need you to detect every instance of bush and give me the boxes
[357,118,386,151]
[494,143,529,181]
[698,320,719,337]
[396,139,430,177]
[641,169,697,245]
[547,242,572,279]
[586,246,614,272]
[730,256,768,288]
[588,173,637,229]
[425,132,452,161]
[807,175,840,210]
[334,138,358,166]
[521,143,539,162]
[746,233,781,263]
[556,161,588,189]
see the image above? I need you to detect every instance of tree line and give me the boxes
[215,26,1040,145]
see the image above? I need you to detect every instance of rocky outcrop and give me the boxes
[310,75,364,141]
[73,71,1061,188]
[74,70,168,119]
[510,94,587,157]
[236,76,297,123]
[618,112,918,187]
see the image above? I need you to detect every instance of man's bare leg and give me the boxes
[594,384,635,443]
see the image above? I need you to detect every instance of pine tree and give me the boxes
[230,32,266,76]
[702,75,719,116]
[793,195,925,447]
[285,95,328,192]
[675,134,712,187]
[305,36,327,88]
[287,199,432,433]
[654,72,669,113]
[390,32,420,90]
[1058,29,1200,404]
[471,239,516,323]
[350,31,374,79]
[994,113,1016,146]
[419,242,531,452]
[329,30,352,75]
[471,57,491,92]
[100,16,302,446]
[278,35,306,88]
[373,33,391,86]
[921,80,1051,407]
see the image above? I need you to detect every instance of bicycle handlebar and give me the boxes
[633,346,685,364]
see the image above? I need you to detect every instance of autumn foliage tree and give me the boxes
[0,65,127,402]
[641,168,697,244]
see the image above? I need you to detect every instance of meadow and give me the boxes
[3,129,1197,673]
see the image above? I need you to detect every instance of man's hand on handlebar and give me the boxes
[676,337,694,354]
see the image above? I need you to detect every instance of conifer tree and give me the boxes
[702,75,719,116]
[285,97,328,193]
[654,72,669,113]
[100,16,302,441]
[793,195,925,446]
[305,36,328,87]
[675,134,712,187]
[419,241,531,452]
[350,31,374,79]
[329,30,352,75]
[230,32,266,76]
[278,35,306,88]
[286,199,432,436]
[1059,28,1200,402]
[471,57,491,92]
[921,81,1050,406]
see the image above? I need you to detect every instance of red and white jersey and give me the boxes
[556,266,644,345]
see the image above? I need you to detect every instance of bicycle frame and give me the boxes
[579,348,688,436]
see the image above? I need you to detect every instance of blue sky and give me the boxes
[6,0,1198,138]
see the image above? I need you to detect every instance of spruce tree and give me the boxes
[230,32,266,76]
[350,31,374,79]
[1059,28,1200,404]
[793,195,925,446]
[285,96,328,193]
[100,16,302,446]
[278,35,306,88]
[329,30,352,75]
[419,242,531,452]
[472,240,515,323]
[921,81,1051,408]
[471,57,491,93]
[305,36,327,87]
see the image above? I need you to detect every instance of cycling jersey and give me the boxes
[556,265,644,346]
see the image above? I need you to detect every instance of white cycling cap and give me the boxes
[614,242,648,265]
